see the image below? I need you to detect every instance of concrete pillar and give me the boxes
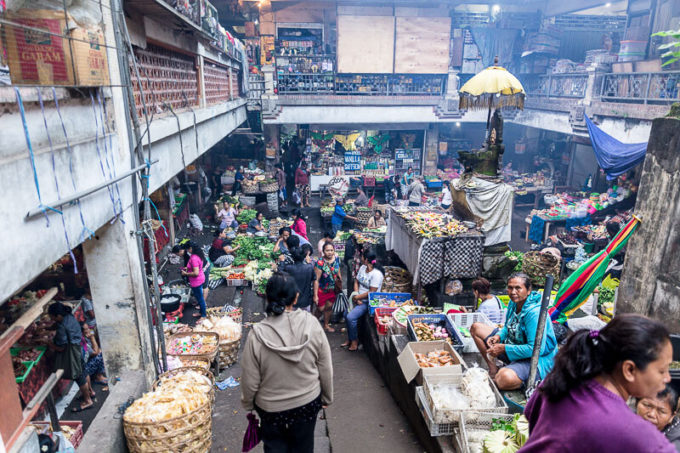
[82,206,156,384]
[618,117,680,333]
[423,123,440,175]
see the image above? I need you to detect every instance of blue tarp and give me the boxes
[585,115,647,180]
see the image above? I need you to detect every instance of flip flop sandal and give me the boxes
[72,403,94,413]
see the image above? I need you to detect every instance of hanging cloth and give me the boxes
[585,115,647,181]
[469,27,520,70]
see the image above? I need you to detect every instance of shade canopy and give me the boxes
[459,65,525,110]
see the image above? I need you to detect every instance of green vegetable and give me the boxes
[237,209,257,224]
[504,251,524,272]
[597,286,615,305]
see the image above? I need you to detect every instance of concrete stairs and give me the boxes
[261,105,283,121]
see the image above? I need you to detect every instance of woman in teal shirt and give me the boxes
[474,272,557,390]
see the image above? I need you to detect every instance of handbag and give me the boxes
[54,323,83,381]
[242,412,261,452]
[332,292,351,315]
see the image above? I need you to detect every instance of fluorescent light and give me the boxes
[456,122,461,127]
[605,2,611,6]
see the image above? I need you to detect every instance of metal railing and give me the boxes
[599,71,680,104]
[529,73,589,99]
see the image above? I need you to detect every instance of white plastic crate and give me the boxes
[422,372,508,424]
[415,386,455,437]
[447,312,495,353]
[455,411,517,453]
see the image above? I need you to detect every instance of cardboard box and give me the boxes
[2,9,109,86]
[397,341,467,385]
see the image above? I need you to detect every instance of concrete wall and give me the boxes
[618,117,680,332]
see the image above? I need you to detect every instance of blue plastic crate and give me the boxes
[426,180,443,190]
[407,314,464,351]
[368,292,413,316]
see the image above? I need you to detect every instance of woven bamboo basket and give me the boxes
[241,182,259,194]
[259,181,278,193]
[383,266,413,293]
[153,367,215,405]
[522,251,561,288]
[176,357,210,371]
[205,307,243,324]
[123,398,212,453]
[218,338,240,368]
[167,332,219,362]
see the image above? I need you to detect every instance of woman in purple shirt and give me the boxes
[521,314,675,452]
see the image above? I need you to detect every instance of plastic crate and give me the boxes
[426,180,443,190]
[454,411,517,453]
[422,372,508,424]
[408,314,464,350]
[447,312,495,353]
[226,278,247,287]
[368,292,413,316]
[415,386,455,436]
[374,306,399,335]
[10,346,46,366]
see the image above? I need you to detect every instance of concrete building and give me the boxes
[0,0,247,449]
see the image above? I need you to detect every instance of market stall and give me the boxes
[504,171,554,209]
[386,208,484,289]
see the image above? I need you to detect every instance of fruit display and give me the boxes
[398,211,469,238]
[415,350,456,368]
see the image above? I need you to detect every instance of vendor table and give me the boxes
[386,209,484,286]
[514,185,553,209]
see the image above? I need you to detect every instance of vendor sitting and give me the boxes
[247,211,265,234]
[209,229,240,267]
[471,272,557,390]
[636,385,680,449]
[470,277,505,324]
[274,227,292,262]
[366,210,386,229]
[354,187,369,207]
[215,201,238,229]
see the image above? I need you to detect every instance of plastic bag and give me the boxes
[292,189,301,205]
[242,412,261,452]
[54,432,76,453]
[189,214,203,232]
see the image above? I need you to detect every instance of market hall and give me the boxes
[0,0,679,452]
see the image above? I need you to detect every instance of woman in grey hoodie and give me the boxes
[241,272,333,453]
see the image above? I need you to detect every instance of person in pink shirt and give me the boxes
[291,209,308,240]
[181,242,207,319]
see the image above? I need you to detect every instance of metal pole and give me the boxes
[527,274,554,390]
[25,160,158,219]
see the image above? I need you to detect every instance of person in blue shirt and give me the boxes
[232,166,245,196]
[331,198,357,237]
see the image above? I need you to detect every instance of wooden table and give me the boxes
[514,185,553,209]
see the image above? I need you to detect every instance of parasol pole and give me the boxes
[526,274,554,398]
[486,95,493,133]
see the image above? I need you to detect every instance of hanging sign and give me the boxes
[344,151,361,171]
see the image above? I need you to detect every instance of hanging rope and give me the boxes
[37,89,78,274]
[97,88,125,222]
[89,91,120,222]
[14,88,61,225]
[51,88,95,243]
[181,91,199,155]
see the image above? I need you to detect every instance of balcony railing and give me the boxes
[529,73,589,99]
[275,72,446,96]
[599,71,680,104]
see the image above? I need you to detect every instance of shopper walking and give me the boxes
[313,242,342,332]
[280,247,316,312]
[295,164,311,208]
[470,272,557,389]
[48,302,94,412]
[241,272,333,453]
[291,209,308,240]
[181,242,207,319]
[342,249,384,351]
[521,314,674,452]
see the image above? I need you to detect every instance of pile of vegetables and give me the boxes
[413,322,450,342]
[233,236,276,261]
[236,209,257,224]
[504,251,524,272]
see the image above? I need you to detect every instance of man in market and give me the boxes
[408,175,425,207]
[331,198,358,237]
[354,187,369,207]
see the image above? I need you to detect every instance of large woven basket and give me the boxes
[176,357,210,371]
[218,338,240,368]
[522,251,560,288]
[123,399,212,453]
[153,367,215,406]
[206,307,243,324]
[383,266,413,293]
[242,182,259,194]
[167,332,219,362]
[259,181,278,193]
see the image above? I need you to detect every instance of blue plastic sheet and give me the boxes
[585,115,647,180]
